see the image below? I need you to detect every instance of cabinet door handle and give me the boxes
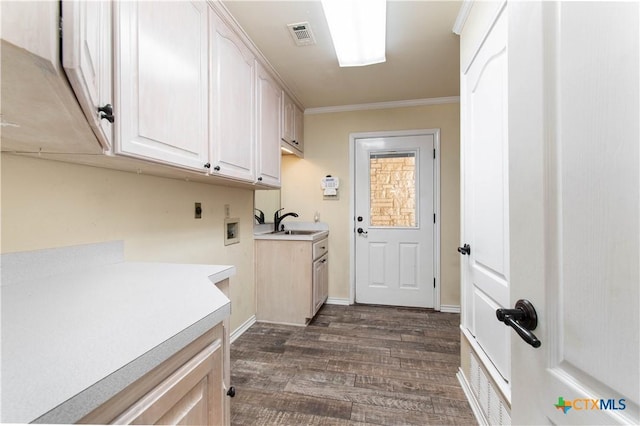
[213,165,221,171]
[257,176,263,181]
[204,163,211,169]
[226,386,236,397]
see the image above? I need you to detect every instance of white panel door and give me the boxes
[115,1,209,171]
[508,2,639,424]
[354,133,436,308]
[209,10,255,182]
[460,5,511,384]
[62,0,112,150]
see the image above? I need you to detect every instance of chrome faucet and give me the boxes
[274,208,299,232]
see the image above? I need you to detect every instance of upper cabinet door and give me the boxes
[209,11,255,182]
[294,104,304,153]
[62,0,113,150]
[281,92,295,143]
[255,62,281,187]
[114,1,209,171]
[281,91,303,156]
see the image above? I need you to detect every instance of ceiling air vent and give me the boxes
[287,22,316,46]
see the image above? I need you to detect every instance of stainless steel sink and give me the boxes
[255,229,328,241]
[278,230,319,235]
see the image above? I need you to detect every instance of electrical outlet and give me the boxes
[195,202,202,219]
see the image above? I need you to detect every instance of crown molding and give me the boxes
[304,96,460,115]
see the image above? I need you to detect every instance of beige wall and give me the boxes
[1,154,256,332]
[281,102,461,307]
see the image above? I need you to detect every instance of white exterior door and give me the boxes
[460,5,511,386]
[354,131,438,308]
[508,2,639,424]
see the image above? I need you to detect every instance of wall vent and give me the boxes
[287,22,316,46]
[471,354,512,425]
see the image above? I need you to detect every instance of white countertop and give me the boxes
[1,242,234,423]
[253,230,329,242]
[254,221,330,241]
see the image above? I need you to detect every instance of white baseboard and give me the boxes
[325,297,350,306]
[230,315,256,344]
[457,368,489,426]
[440,304,461,313]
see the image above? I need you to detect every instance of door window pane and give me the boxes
[370,152,417,227]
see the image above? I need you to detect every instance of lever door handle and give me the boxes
[357,227,368,236]
[457,244,471,255]
[496,299,541,348]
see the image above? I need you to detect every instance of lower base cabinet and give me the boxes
[80,323,230,425]
[256,237,329,325]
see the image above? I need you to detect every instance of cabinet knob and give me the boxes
[204,163,211,169]
[98,104,114,123]
[214,165,221,171]
[226,386,236,397]
[257,176,263,181]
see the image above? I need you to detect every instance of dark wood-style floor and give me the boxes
[230,304,475,425]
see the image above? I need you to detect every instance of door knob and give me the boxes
[496,299,541,348]
[98,104,114,123]
[457,244,471,255]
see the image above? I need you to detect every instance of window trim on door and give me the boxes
[348,129,441,310]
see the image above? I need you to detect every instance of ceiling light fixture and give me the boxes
[320,0,387,67]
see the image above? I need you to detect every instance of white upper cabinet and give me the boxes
[114,1,209,171]
[281,92,304,156]
[1,1,102,155]
[209,10,255,182]
[294,103,304,153]
[255,62,282,187]
[62,0,113,151]
[282,92,295,143]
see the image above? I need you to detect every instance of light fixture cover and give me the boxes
[321,0,387,67]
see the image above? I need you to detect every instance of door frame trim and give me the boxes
[348,129,441,309]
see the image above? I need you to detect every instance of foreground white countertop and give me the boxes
[1,242,234,424]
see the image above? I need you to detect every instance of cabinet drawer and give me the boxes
[313,238,328,260]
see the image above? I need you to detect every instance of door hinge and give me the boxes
[58,16,63,39]
[433,278,436,288]
[433,213,436,223]
[433,148,436,159]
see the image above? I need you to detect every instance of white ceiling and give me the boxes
[222,0,462,109]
